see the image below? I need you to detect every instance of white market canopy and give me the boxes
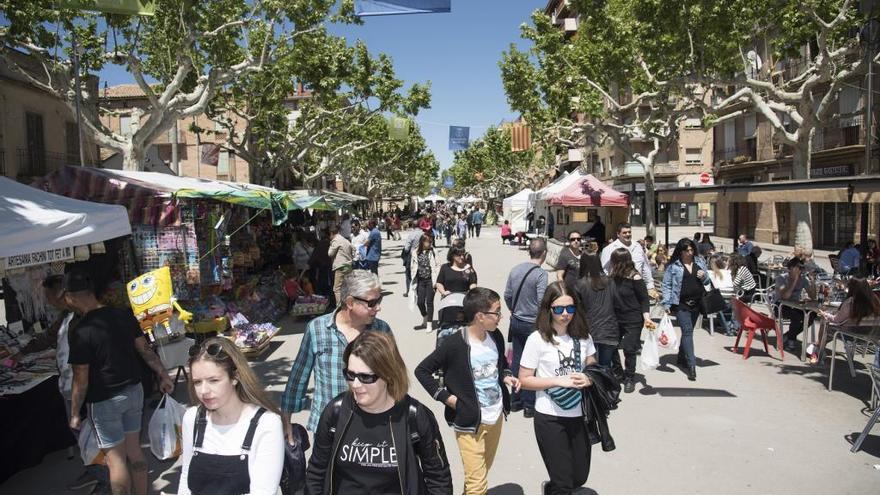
[458,195,481,204]
[503,188,533,209]
[422,194,446,202]
[0,176,132,268]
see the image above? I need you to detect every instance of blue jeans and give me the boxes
[509,318,536,410]
[676,308,700,368]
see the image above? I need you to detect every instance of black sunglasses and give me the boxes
[352,295,383,308]
[189,342,224,358]
[569,237,581,242]
[343,368,380,384]
[551,305,577,315]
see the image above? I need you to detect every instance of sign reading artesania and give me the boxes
[1,247,75,270]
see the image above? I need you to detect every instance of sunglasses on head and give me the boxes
[353,295,383,308]
[189,342,225,358]
[343,368,380,384]
[551,305,577,315]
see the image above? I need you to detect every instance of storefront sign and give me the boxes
[1,246,74,270]
[812,164,853,178]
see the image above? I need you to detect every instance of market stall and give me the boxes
[0,176,133,482]
[546,174,629,241]
[502,188,533,234]
[36,167,358,357]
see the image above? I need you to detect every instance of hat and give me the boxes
[63,270,94,293]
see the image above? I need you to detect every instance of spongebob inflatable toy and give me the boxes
[127,267,192,342]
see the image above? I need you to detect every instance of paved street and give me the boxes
[3,226,878,495]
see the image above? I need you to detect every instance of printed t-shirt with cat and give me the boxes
[519,333,597,418]
[469,333,503,425]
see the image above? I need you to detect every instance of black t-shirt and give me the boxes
[555,248,581,290]
[437,263,477,293]
[335,402,404,495]
[68,306,145,403]
[680,265,704,305]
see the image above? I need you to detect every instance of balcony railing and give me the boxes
[17,148,96,176]
[813,114,865,151]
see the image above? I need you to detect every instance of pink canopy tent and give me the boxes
[547,174,629,207]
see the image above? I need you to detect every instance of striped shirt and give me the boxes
[732,266,757,292]
[281,309,391,432]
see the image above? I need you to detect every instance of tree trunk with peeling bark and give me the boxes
[791,137,813,251]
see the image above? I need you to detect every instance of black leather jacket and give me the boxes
[582,365,621,452]
[305,392,452,495]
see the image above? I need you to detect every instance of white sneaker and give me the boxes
[426,322,434,333]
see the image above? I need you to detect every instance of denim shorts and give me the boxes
[87,383,144,449]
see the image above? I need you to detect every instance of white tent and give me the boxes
[528,170,587,236]
[422,194,446,202]
[0,176,132,268]
[502,188,533,233]
[458,195,480,204]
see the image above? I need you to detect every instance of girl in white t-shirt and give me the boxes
[519,281,597,495]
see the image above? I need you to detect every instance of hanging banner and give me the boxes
[61,0,156,16]
[443,176,455,189]
[449,126,470,150]
[200,144,220,166]
[387,116,410,140]
[355,0,451,17]
[510,123,531,152]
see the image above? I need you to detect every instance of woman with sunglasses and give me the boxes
[436,245,478,327]
[519,281,597,495]
[306,332,452,495]
[660,238,710,382]
[178,338,284,495]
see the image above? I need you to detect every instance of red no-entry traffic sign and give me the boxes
[700,172,712,185]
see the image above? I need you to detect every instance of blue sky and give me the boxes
[97,2,540,171]
[327,2,538,170]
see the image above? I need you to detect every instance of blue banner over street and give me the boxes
[355,0,451,16]
[449,126,470,150]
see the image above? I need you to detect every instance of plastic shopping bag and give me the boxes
[148,394,186,460]
[78,421,105,466]
[640,325,660,370]
[656,314,679,352]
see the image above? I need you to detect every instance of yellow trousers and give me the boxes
[454,420,503,495]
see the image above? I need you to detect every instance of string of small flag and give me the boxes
[384,116,532,152]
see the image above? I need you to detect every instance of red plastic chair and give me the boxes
[732,299,785,360]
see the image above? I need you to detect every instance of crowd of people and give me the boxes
[43,205,880,495]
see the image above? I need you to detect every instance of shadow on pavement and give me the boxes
[762,360,873,404]
[845,433,880,458]
[639,386,736,398]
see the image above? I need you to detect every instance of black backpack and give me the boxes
[327,395,421,448]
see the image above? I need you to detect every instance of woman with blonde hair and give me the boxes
[307,332,452,494]
[178,337,284,495]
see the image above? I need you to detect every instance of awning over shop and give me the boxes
[547,174,629,207]
[0,176,131,266]
[286,190,367,210]
[656,176,880,204]
[36,166,346,226]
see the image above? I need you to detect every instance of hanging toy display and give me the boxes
[127,266,193,344]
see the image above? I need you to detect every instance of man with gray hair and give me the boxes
[503,238,548,417]
[281,270,392,435]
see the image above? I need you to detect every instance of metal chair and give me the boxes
[851,364,880,453]
[827,323,880,391]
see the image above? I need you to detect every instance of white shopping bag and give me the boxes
[640,325,660,370]
[78,421,105,466]
[148,394,186,460]
[656,314,679,352]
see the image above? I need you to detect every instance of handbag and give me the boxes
[545,338,583,410]
[700,280,726,315]
[280,423,310,495]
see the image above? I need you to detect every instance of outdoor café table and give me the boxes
[776,299,825,361]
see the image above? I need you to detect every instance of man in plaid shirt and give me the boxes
[282,270,392,435]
